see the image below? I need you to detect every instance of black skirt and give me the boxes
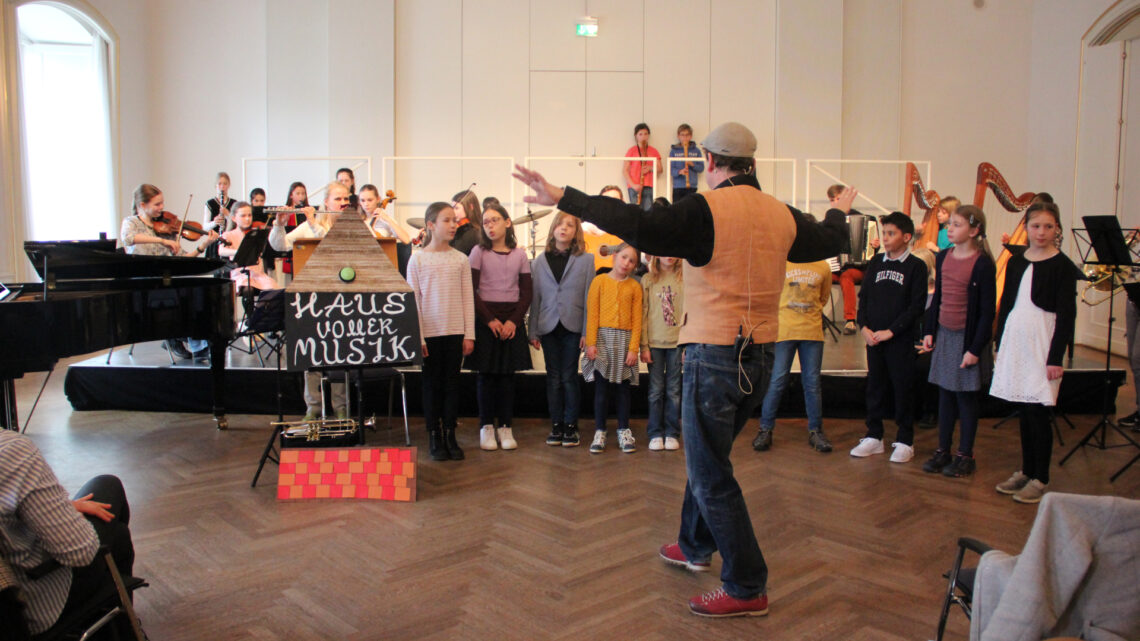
[465,318,532,373]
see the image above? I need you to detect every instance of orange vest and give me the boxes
[679,186,797,346]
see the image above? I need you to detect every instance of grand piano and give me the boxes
[0,240,235,430]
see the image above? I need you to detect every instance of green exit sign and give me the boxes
[576,17,597,37]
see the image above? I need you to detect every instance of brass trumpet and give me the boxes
[274,417,359,441]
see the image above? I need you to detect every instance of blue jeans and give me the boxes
[627,186,653,210]
[539,325,581,425]
[678,342,772,599]
[759,340,823,432]
[647,347,681,439]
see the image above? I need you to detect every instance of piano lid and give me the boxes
[25,240,226,281]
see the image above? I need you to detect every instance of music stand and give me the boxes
[1059,216,1140,480]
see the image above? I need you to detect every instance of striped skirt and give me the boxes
[581,327,639,385]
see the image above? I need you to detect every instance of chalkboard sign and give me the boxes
[285,291,422,371]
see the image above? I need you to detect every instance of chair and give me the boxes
[935,537,993,641]
[349,367,412,446]
[937,493,1140,641]
[1,546,148,641]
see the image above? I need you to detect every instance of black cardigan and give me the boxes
[994,252,1079,366]
[925,250,996,357]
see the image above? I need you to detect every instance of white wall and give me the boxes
[1,0,1129,333]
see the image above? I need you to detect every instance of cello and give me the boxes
[902,162,943,251]
[975,162,1036,305]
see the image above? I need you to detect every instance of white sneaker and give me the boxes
[480,425,498,451]
[496,427,517,450]
[589,430,606,454]
[889,442,914,463]
[849,437,884,458]
[664,436,680,451]
[618,428,636,453]
[648,437,664,451]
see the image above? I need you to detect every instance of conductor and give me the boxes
[514,121,854,617]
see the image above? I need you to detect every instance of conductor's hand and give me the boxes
[72,494,114,522]
[834,187,858,214]
[513,164,564,207]
[462,339,474,356]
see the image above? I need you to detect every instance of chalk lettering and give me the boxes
[291,292,321,319]
[347,337,366,365]
[355,293,380,316]
[383,293,406,315]
[294,337,319,366]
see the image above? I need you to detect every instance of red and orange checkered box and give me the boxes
[277,447,417,501]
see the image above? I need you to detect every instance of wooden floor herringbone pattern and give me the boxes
[13,349,1140,641]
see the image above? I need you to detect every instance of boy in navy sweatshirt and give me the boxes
[850,212,928,463]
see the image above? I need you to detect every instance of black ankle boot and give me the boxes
[428,428,449,461]
[444,427,464,460]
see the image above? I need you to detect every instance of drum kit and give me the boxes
[405,208,553,257]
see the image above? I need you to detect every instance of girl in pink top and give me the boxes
[467,204,533,452]
[624,123,662,210]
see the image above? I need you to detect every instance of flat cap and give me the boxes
[700,122,757,157]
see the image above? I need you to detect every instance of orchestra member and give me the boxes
[450,187,482,255]
[624,123,662,210]
[119,184,218,359]
[359,184,411,243]
[282,182,310,226]
[336,167,358,209]
[249,188,266,207]
[203,172,236,233]
[270,182,351,420]
[218,202,277,292]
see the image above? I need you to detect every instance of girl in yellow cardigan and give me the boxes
[582,243,642,454]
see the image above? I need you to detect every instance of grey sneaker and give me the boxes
[752,428,773,451]
[1012,479,1047,504]
[808,430,833,453]
[995,470,1029,495]
[617,428,636,453]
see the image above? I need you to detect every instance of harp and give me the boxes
[903,162,943,250]
[976,162,1036,304]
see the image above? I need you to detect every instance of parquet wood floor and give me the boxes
[11,348,1140,641]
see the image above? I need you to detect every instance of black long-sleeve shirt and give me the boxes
[556,174,847,266]
[857,251,928,340]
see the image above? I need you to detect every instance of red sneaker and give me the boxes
[658,543,710,572]
[688,587,769,618]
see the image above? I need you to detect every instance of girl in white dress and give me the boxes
[989,202,1079,504]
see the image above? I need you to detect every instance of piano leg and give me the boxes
[210,337,228,430]
[2,379,17,431]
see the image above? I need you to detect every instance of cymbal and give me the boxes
[406,217,425,230]
[512,208,552,225]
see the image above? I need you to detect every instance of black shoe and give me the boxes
[1118,411,1140,428]
[808,430,833,453]
[922,449,952,474]
[942,454,976,478]
[444,427,464,460]
[546,423,564,446]
[428,429,449,461]
[916,413,937,430]
[752,428,773,451]
[561,424,580,447]
[164,339,193,360]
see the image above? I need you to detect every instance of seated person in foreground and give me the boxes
[0,430,135,635]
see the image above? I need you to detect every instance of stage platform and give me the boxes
[62,332,1127,421]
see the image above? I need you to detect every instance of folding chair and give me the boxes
[935,537,993,641]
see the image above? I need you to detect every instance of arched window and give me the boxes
[14,1,116,241]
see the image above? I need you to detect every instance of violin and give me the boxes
[151,211,213,241]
